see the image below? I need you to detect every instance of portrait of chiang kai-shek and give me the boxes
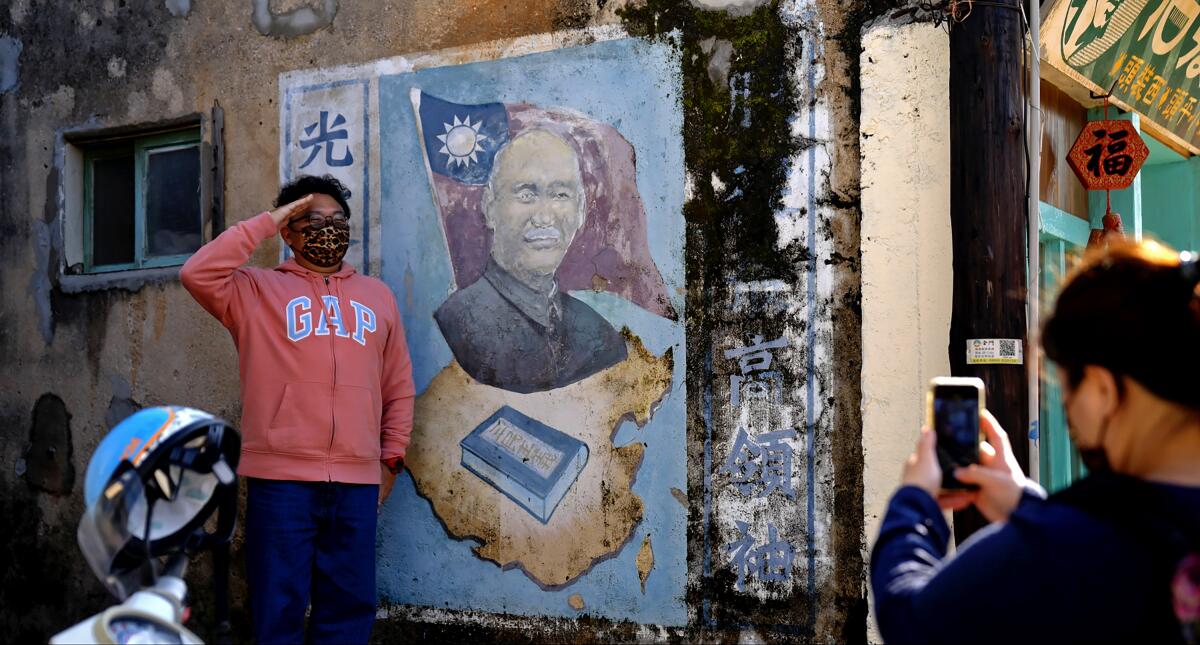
[434,128,628,393]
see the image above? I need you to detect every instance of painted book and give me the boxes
[460,405,589,524]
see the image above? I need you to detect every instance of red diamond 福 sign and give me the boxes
[1066,120,1149,192]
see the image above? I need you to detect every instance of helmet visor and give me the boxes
[77,466,146,600]
[78,464,223,600]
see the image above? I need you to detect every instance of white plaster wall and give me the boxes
[859,19,952,643]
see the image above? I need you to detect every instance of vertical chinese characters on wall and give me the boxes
[719,333,801,594]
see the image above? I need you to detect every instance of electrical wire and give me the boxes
[895,1,1025,33]
[950,0,973,22]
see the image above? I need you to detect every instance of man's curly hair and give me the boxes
[275,174,352,220]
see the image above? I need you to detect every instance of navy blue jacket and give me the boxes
[871,474,1200,644]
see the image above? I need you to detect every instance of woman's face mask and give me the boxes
[1061,367,1113,473]
[1067,397,1113,473]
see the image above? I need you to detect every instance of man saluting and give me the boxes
[181,174,414,645]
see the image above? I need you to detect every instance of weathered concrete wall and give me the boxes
[859,15,951,643]
[0,0,896,641]
[0,2,596,640]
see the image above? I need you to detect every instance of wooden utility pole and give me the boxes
[949,0,1030,540]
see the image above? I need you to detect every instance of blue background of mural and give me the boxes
[375,37,686,625]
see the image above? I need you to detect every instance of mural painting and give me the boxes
[280,31,687,624]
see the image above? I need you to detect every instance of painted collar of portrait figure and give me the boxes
[483,258,562,329]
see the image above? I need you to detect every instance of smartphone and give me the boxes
[926,377,984,490]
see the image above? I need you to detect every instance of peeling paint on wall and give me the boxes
[7,0,30,25]
[699,37,733,89]
[21,393,75,495]
[76,11,98,33]
[150,68,184,114]
[165,0,192,17]
[107,56,126,78]
[251,0,337,38]
[29,223,57,344]
[105,373,141,429]
[637,534,655,593]
[690,0,772,17]
[0,35,22,94]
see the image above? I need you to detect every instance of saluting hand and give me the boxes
[268,194,314,228]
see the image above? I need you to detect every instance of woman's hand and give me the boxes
[953,410,1027,523]
[901,426,942,496]
[900,410,1028,516]
[900,427,975,510]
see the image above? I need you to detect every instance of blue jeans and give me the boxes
[244,478,378,645]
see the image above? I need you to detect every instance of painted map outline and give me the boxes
[406,332,672,588]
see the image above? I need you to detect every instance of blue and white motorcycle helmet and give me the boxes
[78,406,240,600]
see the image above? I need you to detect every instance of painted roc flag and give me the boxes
[410,89,677,320]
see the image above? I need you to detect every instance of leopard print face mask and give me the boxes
[298,223,350,268]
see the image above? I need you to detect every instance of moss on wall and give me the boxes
[621,1,804,286]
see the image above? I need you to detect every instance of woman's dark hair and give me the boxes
[1043,239,1200,410]
[274,174,352,220]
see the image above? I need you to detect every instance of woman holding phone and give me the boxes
[871,240,1200,644]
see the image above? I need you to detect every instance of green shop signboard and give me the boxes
[1044,0,1200,154]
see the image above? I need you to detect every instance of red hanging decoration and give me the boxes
[1072,102,1139,250]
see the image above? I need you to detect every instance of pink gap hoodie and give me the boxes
[181,212,414,485]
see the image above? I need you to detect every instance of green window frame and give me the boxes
[82,128,202,273]
[1038,201,1090,492]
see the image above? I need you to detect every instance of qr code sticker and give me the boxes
[999,339,1017,358]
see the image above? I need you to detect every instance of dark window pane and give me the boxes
[145,145,201,258]
[91,155,135,267]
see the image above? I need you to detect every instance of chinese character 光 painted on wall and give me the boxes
[300,110,355,168]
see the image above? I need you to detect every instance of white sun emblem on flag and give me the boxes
[437,115,489,168]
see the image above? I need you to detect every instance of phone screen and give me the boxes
[933,385,981,489]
